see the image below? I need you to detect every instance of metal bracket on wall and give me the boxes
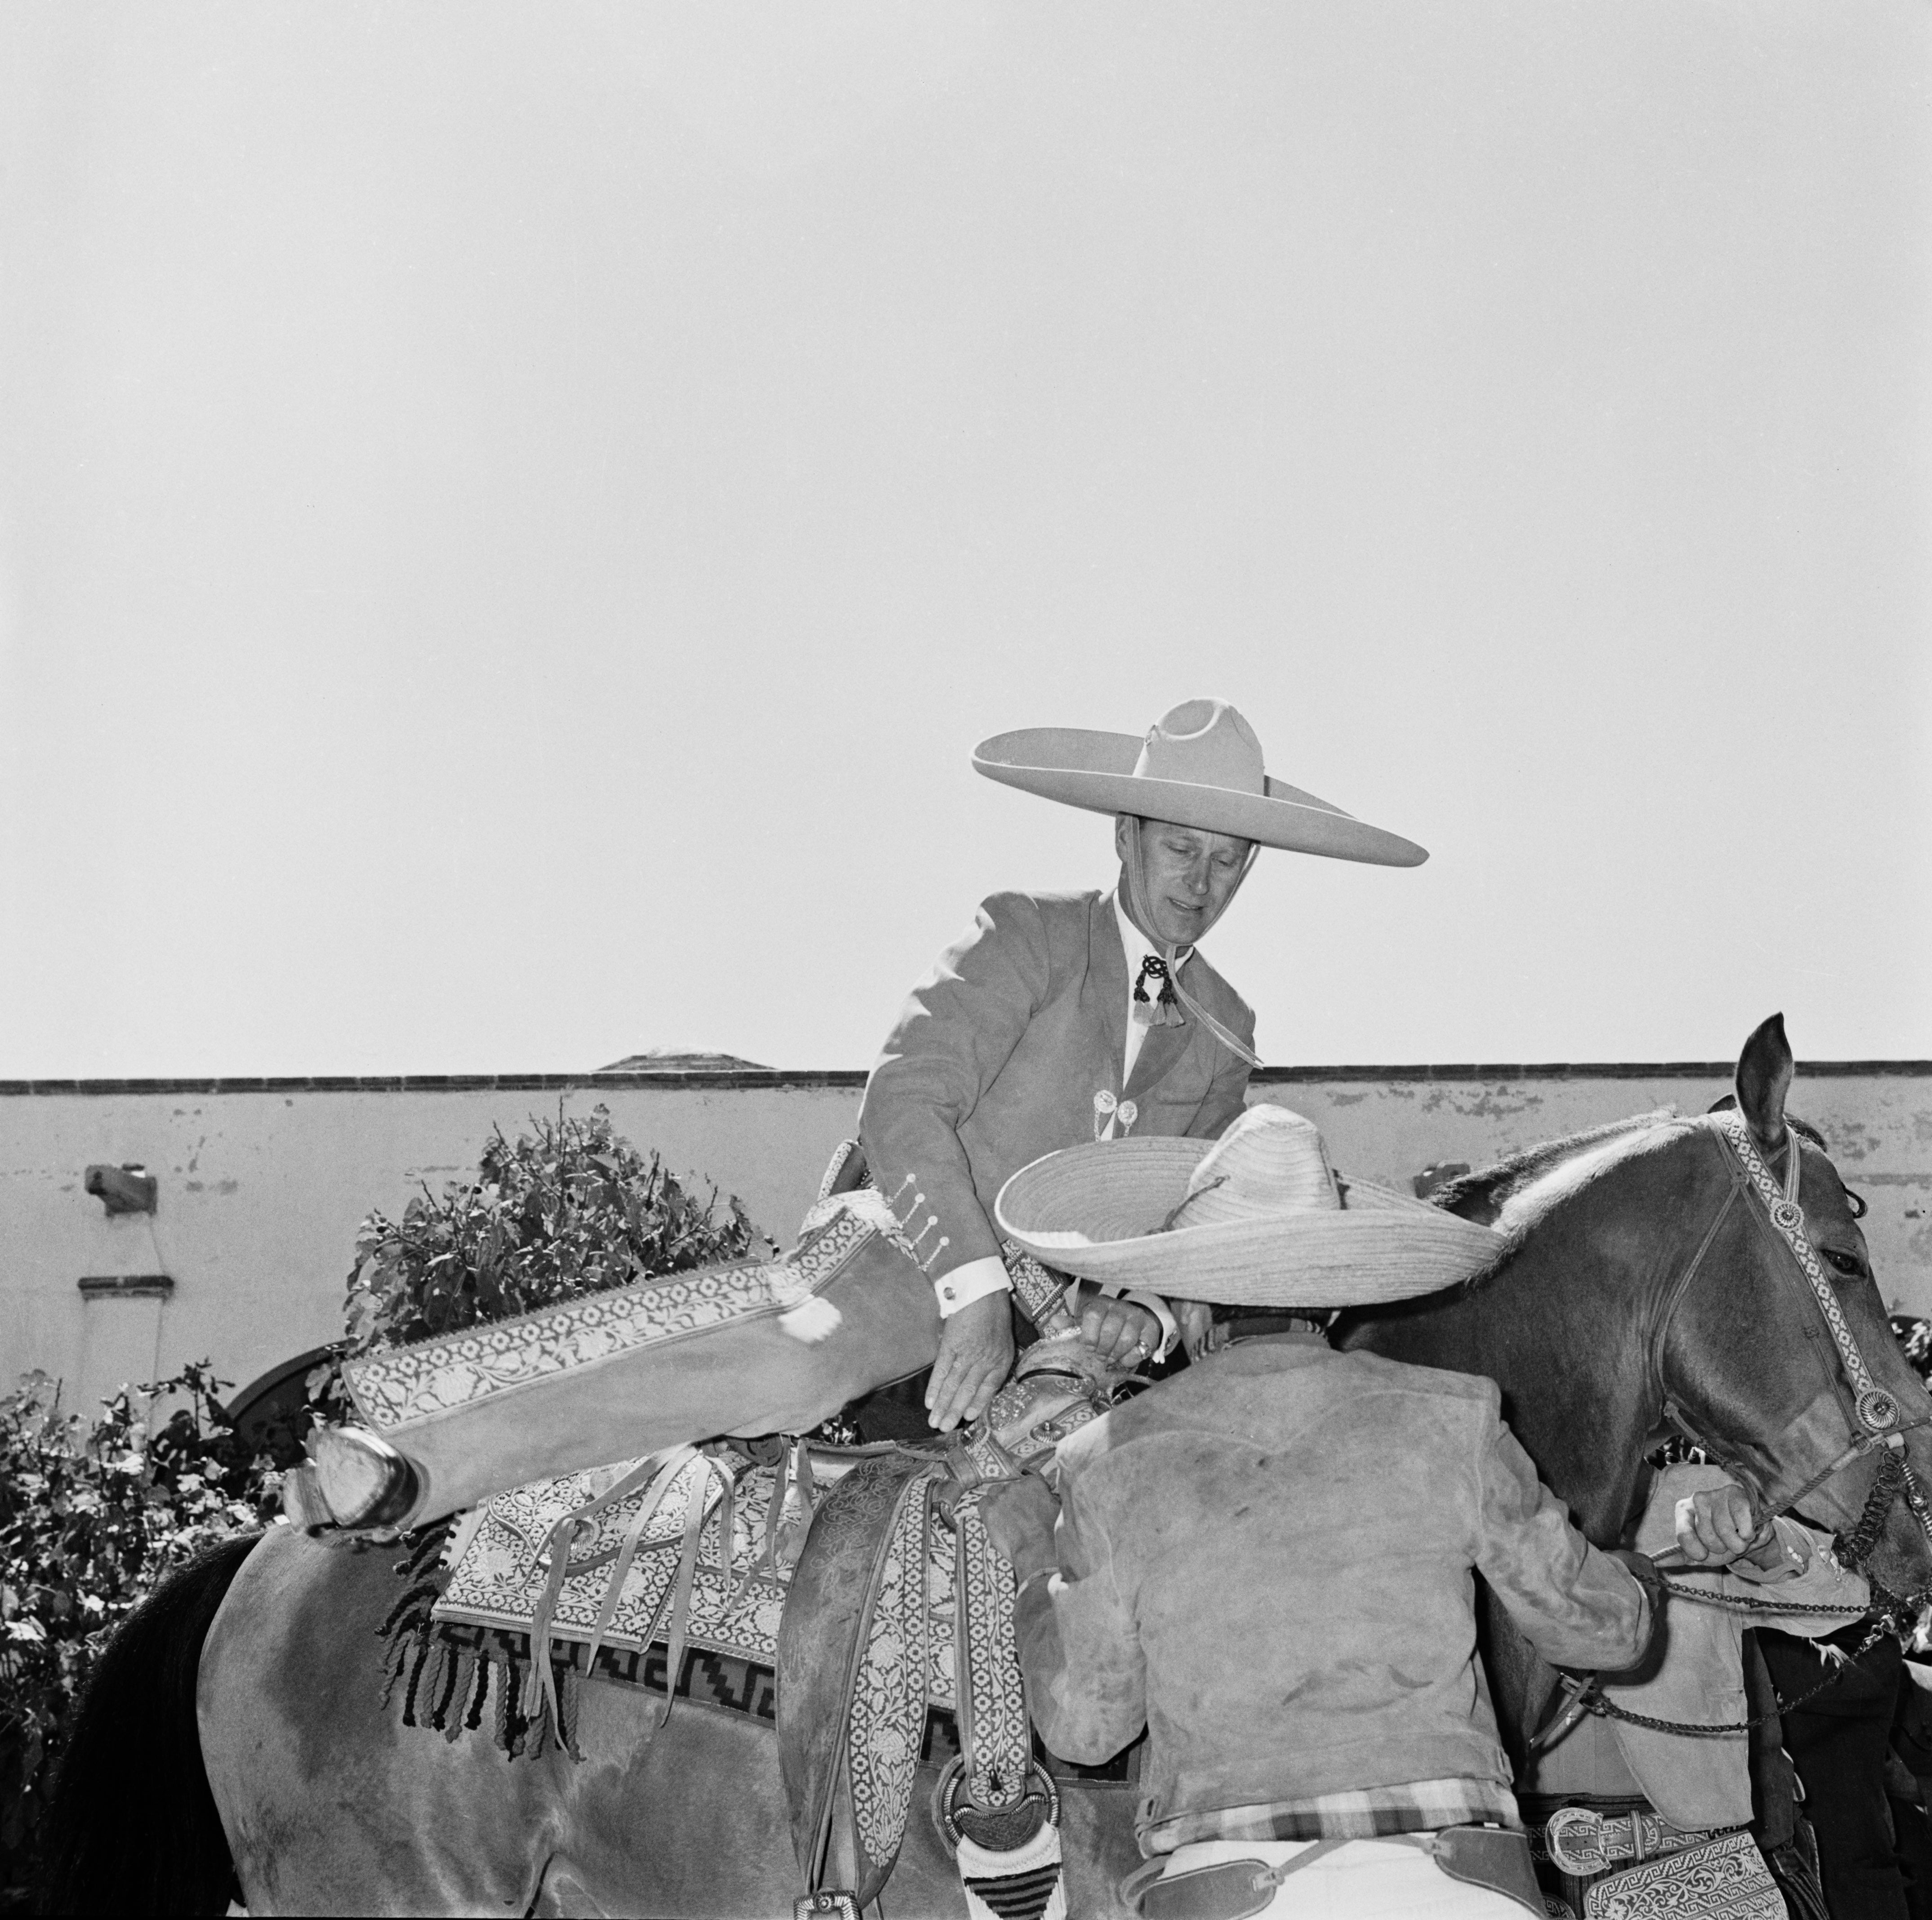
[77,1274,174,1298]
[83,1163,159,1214]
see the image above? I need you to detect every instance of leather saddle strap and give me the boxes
[529,1445,692,1751]
[658,1453,735,1729]
[1127,1839,1350,1920]
[580,1450,703,1678]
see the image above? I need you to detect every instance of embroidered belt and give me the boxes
[1533,1804,1729,1878]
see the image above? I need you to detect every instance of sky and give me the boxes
[0,2,1927,1077]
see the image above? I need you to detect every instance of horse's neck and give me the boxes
[1468,1230,1657,1542]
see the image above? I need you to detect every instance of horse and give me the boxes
[1336,1012,1932,1775]
[46,1014,1932,1916]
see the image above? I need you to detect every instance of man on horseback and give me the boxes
[289,698,1425,1528]
[986,1104,1665,1917]
[862,697,1426,1431]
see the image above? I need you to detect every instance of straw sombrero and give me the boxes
[973,698,1427,868]
[995,1105,1501,1307]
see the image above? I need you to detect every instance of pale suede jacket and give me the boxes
[858,889,1254,1289]
[1005,1340,1653,1836]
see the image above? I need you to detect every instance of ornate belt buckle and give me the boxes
[1545,1805,1610,1877]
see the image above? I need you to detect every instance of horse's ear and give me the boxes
[1735,1013,1794,1151]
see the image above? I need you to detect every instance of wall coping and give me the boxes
[0,1061,1926,1096]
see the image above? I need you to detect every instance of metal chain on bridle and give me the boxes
[1539,1115,1932,1746]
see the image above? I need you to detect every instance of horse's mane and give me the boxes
[1429,1109,1680,1225]
[1430,1105,1836,1285]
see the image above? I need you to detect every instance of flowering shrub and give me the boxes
[0,1363,280,1907]
[307,1104,771,1419]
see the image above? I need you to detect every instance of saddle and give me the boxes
[406,1166,1128,1919]
[421,1325,1118,1919]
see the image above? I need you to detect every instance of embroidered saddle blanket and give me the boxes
[427,1350,1112,1918]
[432,1444,963,1714]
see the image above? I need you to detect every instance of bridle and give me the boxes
[1649,1112,1932,1568]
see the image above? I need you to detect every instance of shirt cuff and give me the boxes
[934,1254,1012,1319]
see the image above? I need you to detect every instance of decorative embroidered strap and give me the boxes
[952,1492,1034,1812]
[1714,1118,1898,1431]
[817,1141,859,1203]
[1000,1241,1080,1335]
[1567,1826,1783,1919]
[841,1466,944,1896]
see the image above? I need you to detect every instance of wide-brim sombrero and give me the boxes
[994,1123,1501,1308]
[973,715,1427,868]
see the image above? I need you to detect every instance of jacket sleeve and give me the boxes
[1009,1460,1148,1765]
[1473,1414,1653,1673]
[858,895,1052,1282]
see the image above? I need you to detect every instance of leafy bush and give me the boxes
[0,1363,280,1909]
[309,1104,772,1418]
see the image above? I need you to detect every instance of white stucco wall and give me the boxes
[2,1064,1927,1416]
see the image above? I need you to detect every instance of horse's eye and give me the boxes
[1820,1247,1865,1280]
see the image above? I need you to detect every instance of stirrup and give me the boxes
[304,1424,420,1531]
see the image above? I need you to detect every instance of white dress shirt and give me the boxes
[1107,891,1191,1136]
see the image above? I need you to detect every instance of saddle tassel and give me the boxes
[657,1458,721,1728]
[578,1451,693,1683]
[528,1446,693,1757]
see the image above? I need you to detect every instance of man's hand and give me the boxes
[1674,1480,1780,1568]
[926,1292,1016,1432]
[978,1474,1061,1582]
[1173,1298,1217,1363]
[1080,1296,1160,1368]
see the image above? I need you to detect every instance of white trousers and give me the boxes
[1159,1837,1531,1919]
